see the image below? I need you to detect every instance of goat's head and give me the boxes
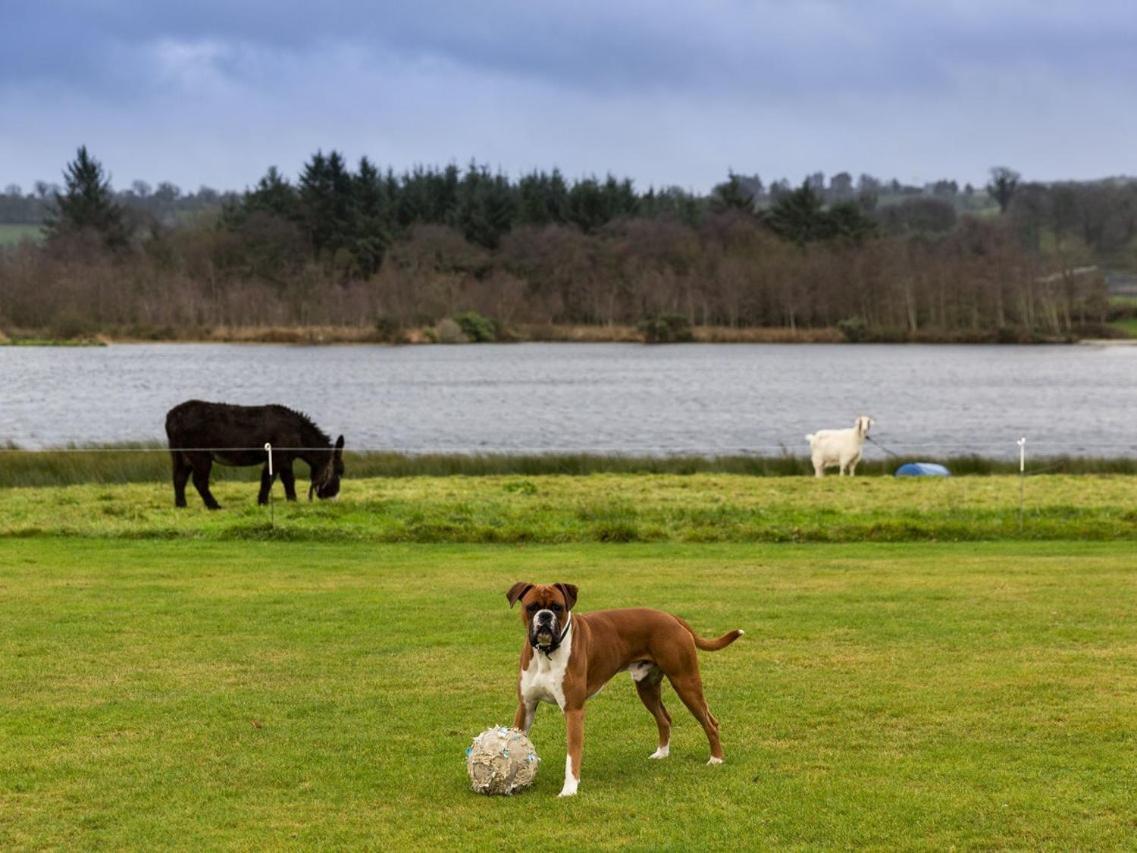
[855,416,874,438]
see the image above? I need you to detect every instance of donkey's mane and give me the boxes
[276,405,332,448]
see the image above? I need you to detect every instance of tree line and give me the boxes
[0,147,1127,342]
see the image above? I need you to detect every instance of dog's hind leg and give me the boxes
[633,667,671,758]
[668,672,723,764]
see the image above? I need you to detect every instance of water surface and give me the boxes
[2,343,1135,457]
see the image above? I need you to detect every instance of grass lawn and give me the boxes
[1,538,1135,849]
[2,473,1136,542]
[1109,316,1137,338]
[0,223,42,246]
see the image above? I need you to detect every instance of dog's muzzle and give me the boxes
[530,610,563,653]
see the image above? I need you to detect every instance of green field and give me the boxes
[0,223,42,246]
[2,538,1135,849]
[2,473,1136,542]
[5,447,1137,489]
[1109,316,1137,338]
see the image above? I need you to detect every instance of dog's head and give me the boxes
[506,582,578,653]
[855,415,874,437]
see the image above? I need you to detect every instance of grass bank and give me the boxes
[2,540,1135,849]
[0,321,1117,344]
[2,473,1135,542]
[0,337,107,347]
[0,223,41,246]
[4,446,1137,488]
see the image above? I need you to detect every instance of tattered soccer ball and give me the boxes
[465,726,540,795]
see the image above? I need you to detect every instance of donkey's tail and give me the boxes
[675,617,745,652]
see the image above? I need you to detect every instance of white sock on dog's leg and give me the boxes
[558,755,579,797]
[649,743,669,759]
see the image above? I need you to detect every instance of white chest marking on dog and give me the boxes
[519,622,572,710]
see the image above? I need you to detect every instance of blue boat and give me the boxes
[894,462,951,477]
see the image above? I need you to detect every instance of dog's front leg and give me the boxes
[514,699,538,734]
[559,706,584,797]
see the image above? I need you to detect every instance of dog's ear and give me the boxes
[555,583,579,611]
[506,582,533,608]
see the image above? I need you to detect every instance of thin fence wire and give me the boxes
[2,443,1135,455]
[2,436,1131,540]
[0,446,337,453]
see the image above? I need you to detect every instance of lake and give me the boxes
[2,343,1135,457]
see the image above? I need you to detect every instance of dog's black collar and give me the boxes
[534,615,572,656]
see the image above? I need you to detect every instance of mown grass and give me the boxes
[0,223,42,246]
[4,446,1137,488]
[2,473,1135,542]
[1109,316,1137,338]
[1,539,1135,849]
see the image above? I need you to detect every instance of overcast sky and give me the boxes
[2,1,1134,194]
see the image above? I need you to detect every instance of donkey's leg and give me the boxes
[257,463,277,505]
[280,462,298,501]
[188,453,221,510]
[171,452,191,508]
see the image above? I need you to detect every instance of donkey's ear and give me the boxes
[334,435,344,455]
[506,582,533,608]
[555,583,579,611]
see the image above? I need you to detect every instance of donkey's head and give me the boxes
[309,435,345,500]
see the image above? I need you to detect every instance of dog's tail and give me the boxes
[675,617,745,652]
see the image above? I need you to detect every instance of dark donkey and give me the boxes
[165,400,345,509]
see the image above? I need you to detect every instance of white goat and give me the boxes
[806,416,874,478]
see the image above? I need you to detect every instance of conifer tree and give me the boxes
[710,172,755,214]
[350,156,391,275]
[45,146,127,248]
[244,166,297,217]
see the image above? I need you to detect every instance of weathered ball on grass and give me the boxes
[466,726,540,795]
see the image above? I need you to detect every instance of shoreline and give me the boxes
[2,323,1123,346]
[3,448,1135,488]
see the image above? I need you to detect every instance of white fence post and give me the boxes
[1017,437,1026,530]
[264,443,274,527]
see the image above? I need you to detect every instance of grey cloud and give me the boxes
[2,1,1134,190]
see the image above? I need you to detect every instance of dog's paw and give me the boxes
[706,756,724,766]
[648,745,669,759]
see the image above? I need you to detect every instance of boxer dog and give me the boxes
[507,581,743,797]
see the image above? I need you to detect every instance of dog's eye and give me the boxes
[526,604,539,613]
[550,604,563,612]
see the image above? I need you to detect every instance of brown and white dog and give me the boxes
[506,581,744,797]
